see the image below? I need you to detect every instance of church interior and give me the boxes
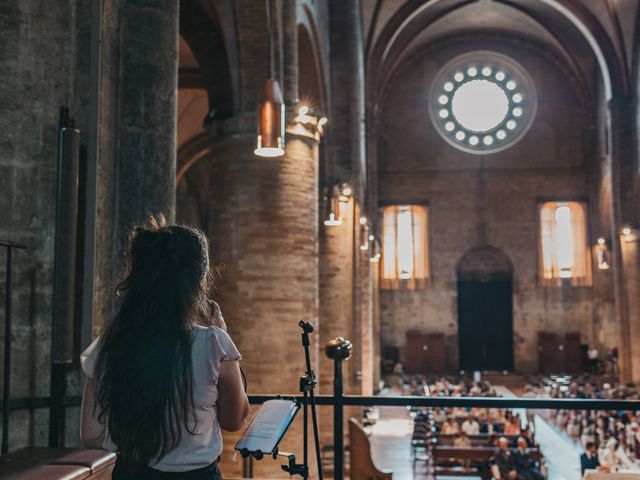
[2,0,640,479]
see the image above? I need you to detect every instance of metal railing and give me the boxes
[247,348,640,480]
[2,331,640,477]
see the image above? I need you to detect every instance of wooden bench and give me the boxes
[432,446,542,479]
[15,449,116,480]
[435,434,526,446]
[349,418,392,480]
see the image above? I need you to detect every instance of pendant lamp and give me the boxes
[255,79,285,157]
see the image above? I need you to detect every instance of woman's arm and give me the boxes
[80,377,106,449]
[217,360,250,431]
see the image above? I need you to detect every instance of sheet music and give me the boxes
[235,399,299,454]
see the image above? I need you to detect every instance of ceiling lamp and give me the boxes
[255,79,285,157]
[254,0,285,158]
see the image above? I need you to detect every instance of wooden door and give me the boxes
[538,332,565,373]
[405,332,426,374]
[458,280,514,371]
[424,333,446,374]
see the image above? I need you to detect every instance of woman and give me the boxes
[80,218,249,479]
[441,417,460,435]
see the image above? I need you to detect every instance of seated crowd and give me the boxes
[526,375,640,474]
[408,375,544,479]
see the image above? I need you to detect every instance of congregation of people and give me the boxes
[525,375,640,475]
[408,376,544,480]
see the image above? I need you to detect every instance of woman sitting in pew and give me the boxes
[80,218,250,479]
[442,417,460,434]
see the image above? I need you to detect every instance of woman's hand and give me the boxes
[208,300,227,331]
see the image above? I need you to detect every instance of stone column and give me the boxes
[115,0,178,229]
[208,113,320,477]
[93,0,178,331]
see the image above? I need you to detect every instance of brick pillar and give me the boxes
[319,201,355,394]
[371,259,382,389]
[620,234,640,383]
[322,0,367,395]
[318,198,355,455]
[609,97,633,382]
[208,113,320,477]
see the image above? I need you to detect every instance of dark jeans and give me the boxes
[112,456,222,480]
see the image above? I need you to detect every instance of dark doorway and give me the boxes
[456,246,514,372]
[458,279,513,371]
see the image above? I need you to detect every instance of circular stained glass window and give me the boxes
[430,51,536,154]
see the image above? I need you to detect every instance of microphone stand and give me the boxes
[281,320,323,480]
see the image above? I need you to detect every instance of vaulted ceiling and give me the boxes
[363,0,640,104]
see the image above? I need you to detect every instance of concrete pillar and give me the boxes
[208,113,320,477]
[92,0,178,331]
[328,0,366,182]
[115,0,178,229]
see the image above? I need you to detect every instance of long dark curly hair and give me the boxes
[93,217,212,468]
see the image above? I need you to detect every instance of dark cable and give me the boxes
[240,364,248,392]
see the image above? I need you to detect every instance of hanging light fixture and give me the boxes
[369,237,381,263]
[324,184,342,226]
[595,237,610,270]
[255,79,285,157]
[255,0,285,157]
[360,222,370,251]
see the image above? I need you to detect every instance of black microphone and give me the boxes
[299,320,314,333]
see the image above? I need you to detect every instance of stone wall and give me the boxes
[376,38,616,373]
[0,0,92,449]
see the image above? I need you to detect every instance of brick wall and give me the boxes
[376,38,616,373]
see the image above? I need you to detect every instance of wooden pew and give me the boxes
[349,418,393,480]
[432,446,542,479]
[435,434,525,447]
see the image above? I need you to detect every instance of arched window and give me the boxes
[538,201,592,286]
[381,205,429,289]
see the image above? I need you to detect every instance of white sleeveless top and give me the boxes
[80,325,241,472]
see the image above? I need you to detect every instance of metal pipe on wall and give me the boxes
[49,106,80,448]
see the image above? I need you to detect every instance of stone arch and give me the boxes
[298,14,328,114]
[456,245,514,282]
